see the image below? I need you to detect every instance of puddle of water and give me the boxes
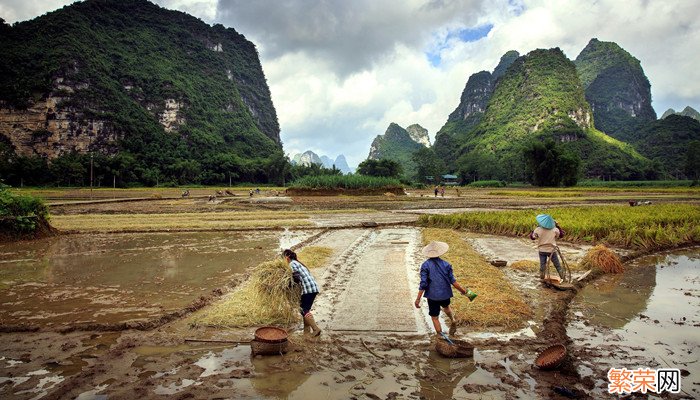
[0,231,305,326]
[75,384,108,400]
[569,248,700,397]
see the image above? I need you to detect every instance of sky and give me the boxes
[2,0,700,169]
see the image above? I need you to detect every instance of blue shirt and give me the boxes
[290,260,319,295]
[419,257,456,300]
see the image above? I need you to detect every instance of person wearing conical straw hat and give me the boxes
[415,241,471,337]
[283,249,321,337]
[530,214,566,280]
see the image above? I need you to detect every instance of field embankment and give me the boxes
[419,204,700,250]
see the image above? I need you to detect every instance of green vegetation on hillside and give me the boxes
[446,48,651,182]
[574,38,656,138]
[368,123,424,179]
[622,115,700,179]
[0,0,283,186]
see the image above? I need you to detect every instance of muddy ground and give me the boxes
[1,192,698,399]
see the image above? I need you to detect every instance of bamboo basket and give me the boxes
[435,338,474,358]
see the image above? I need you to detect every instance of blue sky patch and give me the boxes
[427,23,494,66]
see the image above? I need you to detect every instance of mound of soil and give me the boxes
[285,187,406,196]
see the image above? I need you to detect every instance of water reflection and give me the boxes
[417,350,476,399]
[0,232,286,327]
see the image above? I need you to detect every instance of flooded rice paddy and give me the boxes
[0,230,316,328]
[0,226,698,399]
[568,247,700,398]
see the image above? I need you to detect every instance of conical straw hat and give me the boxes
[422,241,449,258]
[536,214,555,229]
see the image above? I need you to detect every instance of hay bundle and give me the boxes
[510,260,539,271]
[194,259,301,327]
[580,245,624,274]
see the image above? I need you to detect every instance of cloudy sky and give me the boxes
[3,0,699,168]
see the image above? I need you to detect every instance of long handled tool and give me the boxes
[545,245,572,284]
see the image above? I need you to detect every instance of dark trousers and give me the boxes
[539,251,563,279]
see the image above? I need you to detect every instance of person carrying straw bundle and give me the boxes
[530,214,566,281]
[414,241,471,337]
[283,249,322,337]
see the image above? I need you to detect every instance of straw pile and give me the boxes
[510,260,539,271]
[193,259,301,327]
[579,245,624,274]
[423,228,532,330]
[296,246,333,268]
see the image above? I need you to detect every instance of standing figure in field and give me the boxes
[414,241,470,337]
[530,214,566,280]
[440,186,445,197]
[434,186,439,197]
[283,249,322,337]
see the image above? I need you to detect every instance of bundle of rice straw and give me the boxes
[194,259,301,327]
[580,245,624,274]
[510,260,539,271]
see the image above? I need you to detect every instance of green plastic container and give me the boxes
[465,289,478,302]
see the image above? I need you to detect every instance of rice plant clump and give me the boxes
[580,245,624,274]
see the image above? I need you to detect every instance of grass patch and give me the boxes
[51,211,314,231]
[296,246,333,268]
[422,228,532,330]
[487,190,583,198]
[289,175,402,190]
[193,259,301,327]
[420,204,700,250]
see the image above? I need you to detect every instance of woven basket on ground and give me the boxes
[535,344,567,370]
[435,338,474,358]
[250,339,289,356]
[254,326,288,344]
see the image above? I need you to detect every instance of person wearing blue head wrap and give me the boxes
[530,214,565,280]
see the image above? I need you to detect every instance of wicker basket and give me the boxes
[535,344,567,370]
[250,339,289,356]
[254,326,288,344]
[435,338,474,358]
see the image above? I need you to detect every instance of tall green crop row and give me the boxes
[289,175,402,190]
[419,204,700,250]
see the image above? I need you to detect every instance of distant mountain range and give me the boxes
[367,38,699,181]
[368,123,429,179]
[291,151,353,174]
[661,106,700,122]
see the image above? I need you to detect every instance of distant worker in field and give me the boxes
[414,241,472,337]
[434,186,439,197]
[440,186,445,197]
[283,249,322,337]
[530,214,566,280]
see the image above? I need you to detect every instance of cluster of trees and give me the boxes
[0,146,348,188]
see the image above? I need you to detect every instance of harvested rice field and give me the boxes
[1,187,699,399]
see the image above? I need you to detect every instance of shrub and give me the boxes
[0,187,50,234]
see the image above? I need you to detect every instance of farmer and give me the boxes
[283,249,321,336]
[414,241,470,337]
[530,214,566,280]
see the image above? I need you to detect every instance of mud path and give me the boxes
[302,227,429,333]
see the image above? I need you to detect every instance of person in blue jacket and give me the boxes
[414,241,469,337]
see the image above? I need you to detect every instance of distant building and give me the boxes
[441,174,459,186]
